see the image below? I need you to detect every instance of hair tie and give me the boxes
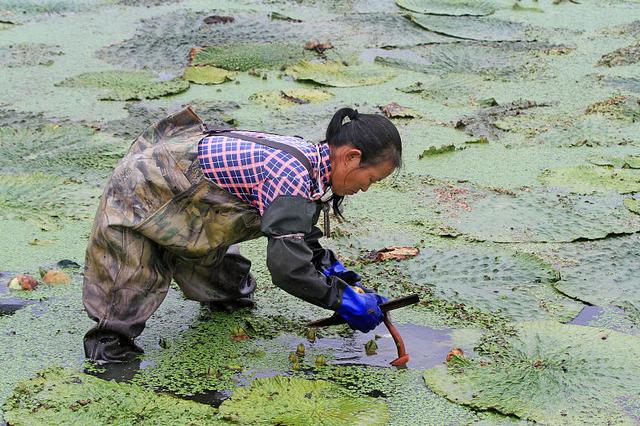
[349,109,359,121]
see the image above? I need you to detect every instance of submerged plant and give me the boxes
[218,376,389,425]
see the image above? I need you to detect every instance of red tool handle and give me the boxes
[383,314,409,367]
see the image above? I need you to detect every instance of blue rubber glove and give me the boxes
[336,285,388,333]
[322,260,361,286]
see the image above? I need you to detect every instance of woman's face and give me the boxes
[330,145,396,196]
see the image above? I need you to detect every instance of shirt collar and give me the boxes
[318,142,332,193]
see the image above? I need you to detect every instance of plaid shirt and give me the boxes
[198,131,332,215]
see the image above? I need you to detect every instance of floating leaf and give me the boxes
[189,42,308,71]
[57,70,190,101]
[183,66,235,85]
[419,144,457,158]
[588,155,640,169]
[380,102,421,119]
[624,198,640,214]
[406,247,580,322]
[539,165,640,194]
[396,0,496,16]
[42,270,70,285]
[598,42,640,67]
[364,246,420,262]
[424,321,640,424]
[249,88,333,107]
[2,368,219,424]
[585,95,640,122]
[285,60,396,87]
[218,376,389,425]
[407,14,528,42]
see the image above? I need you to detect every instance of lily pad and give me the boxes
[434,186,640,242]
[285,60,396,87]
[423,321,640,424]
[586,95,640,122]
[539,165,640,194]
[407,14,528,42]
[189,42,308,71]
[57,70,190,101]
[454,100,544,141]
[406,247,581,322]
[624,197,640,214]
[588,155,640,169]
[249,88,333,107]
[218,376,389,425]
[396,0,496,16]
[183,66,235,85]
[2,367,220,425]
[545,234,640,323]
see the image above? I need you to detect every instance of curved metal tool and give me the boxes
[307,294,419,367]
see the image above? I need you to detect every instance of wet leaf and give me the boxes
[624,198,640,215]
[539,165,640,194]
[42,270,71,285]
[396,0,496,16]
[365,246,420,262]
[249,88,333,107]
[365,339,378,355]
[203,15,234,25]
[419,144,457,158]
[218,376,389,425]
[285,60,396,87]
[183,66,235,85]
[380,102,421,119]
[424,321,640,424]
[407,14,528,42]
[189,42,308,71]
[597,42,640,67]
[57,71,190,101]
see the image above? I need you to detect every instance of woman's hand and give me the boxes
[336,285,388,333]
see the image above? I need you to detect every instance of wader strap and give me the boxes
[203,128,313,176]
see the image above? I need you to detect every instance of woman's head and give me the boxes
[325,107,402,197]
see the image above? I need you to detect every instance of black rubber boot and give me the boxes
[84,328,144,363]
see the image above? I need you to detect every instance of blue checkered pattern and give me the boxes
[198,131,331,215]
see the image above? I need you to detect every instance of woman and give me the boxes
[82,106,402,362]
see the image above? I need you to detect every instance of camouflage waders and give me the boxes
[82,107,263,362]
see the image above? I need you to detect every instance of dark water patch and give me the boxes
[281,323,454,369]
[178,389,230,408]
[568,304,604,325]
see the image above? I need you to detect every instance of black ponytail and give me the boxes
[324,107,402,219]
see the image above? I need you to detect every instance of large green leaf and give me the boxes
[407,14,527,42]
[57,70,190,101]
[539,165,640,194]
[396,0,496,16]
[285,60,396,87]
[542,234,640,324]
[190,42,309,71]
[406,248,581,322]
[218,376,389,425]
[423,321,640,424]
[2,367,221,425]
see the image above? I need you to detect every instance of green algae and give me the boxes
[2,367,221,425]
[218,375,388,425]
[183,66,236,85]
[190,42,310,71]
[539,165,640,194]
[396,0,496,16]
[588,154,640,169]
[57,70,190,101]
[285,60,397,87]
[424,321,640,424]
[249,87,333,107]
[418,144,457,158]
[407,13,528,42]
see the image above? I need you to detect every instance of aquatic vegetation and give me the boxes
[624,197,640,214]
[218,376,389,425]
[407,14,528,42]
[597,42,640,67]
[2,367,220,425]
[380,102,421,119]
[0,43,63,68]
[364,339,378,355]
[588,154,640,169]
[40,269,70,285]
[183,66,236,85]
[395,0,496,16]
[285,60,396,87]
[405,247,581,322]
[424,321,640,424]
[57,71,190,101]
[189,42,309,71]
[249,88,333,107]
[0,0,108,16]
[454,100,545,141]
[418,144,457,158]
[585,95,640,122]
[539,165,640,194]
